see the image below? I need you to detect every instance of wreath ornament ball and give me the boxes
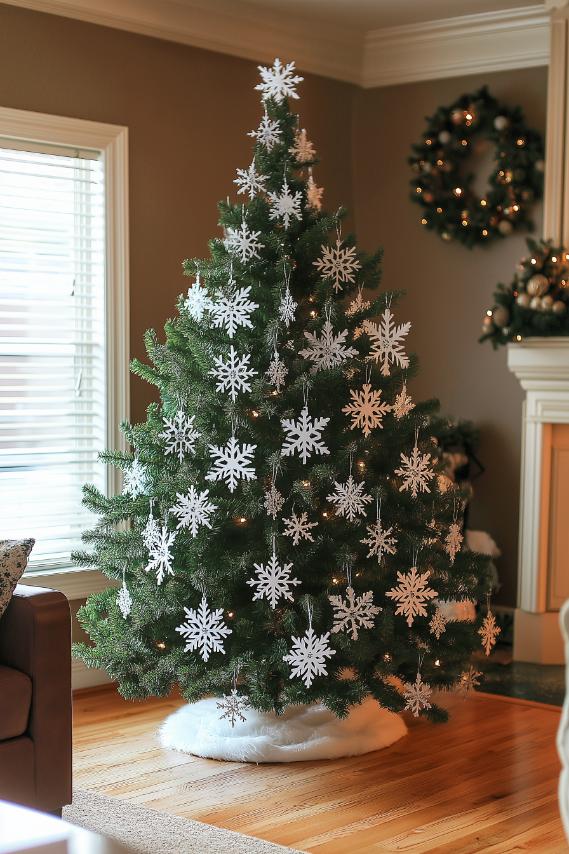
[409,87,544,248]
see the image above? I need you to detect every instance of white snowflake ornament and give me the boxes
[176,596,232,662]
[346,289,371,318]
[123,458,149,499]
[299,319,357,373]
[329,586,381,641]
[395,443,435,498]
[479,610,500,656]
[264,483,285,519]
[248,110,281,150]
[171,486,217,537]
[207,436,257,493]
[234,160,267,199]
[386,566,437,627]
[279,286,297,328]
[283,510,317,546]
[393,382,415,420]
[224,222,264,263]
[445,522,463,564]
[142,512,160,551]
[429,608,447,640]
[327,474,372,522]
[184,274,212,321]
[247,548,300,609]
[146,524,176,585]
[268,178,302,229]
[255,58,303,103]
[364,308,411,377]
[266,351,288,393]
[289,128,316,163]
[211,285,258,339]
[456,666,482,696]
[210,345,257,402]
[117,581,132,619]
[281,405,330,464]
[217,689,250,727]
[160,410,199,463]
[283,627,335,688]
[306,173,323,211]
[361,518,397,563]
[313,239,361,293]
[403,672,432,717]
[342,383,391,438]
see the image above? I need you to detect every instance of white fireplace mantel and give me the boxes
[508,338,569,663]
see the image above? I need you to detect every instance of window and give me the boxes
[0,109,128,578]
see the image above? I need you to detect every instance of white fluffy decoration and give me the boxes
[159,697,407,763]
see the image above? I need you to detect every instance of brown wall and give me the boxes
[0,3,354,425]
[352,67,548,605]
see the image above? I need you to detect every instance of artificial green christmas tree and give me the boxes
[75,60,492,741]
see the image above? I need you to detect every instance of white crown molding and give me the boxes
[362,5,550,88]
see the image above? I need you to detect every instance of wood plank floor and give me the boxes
[73,688,567,853]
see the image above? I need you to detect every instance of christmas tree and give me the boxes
[75,59,492,723]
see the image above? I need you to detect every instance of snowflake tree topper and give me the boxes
[283,510,317,546]
[268,178,302,229]
[386,566,437,627]
[403,672,432,717]
[211,283,258,339]
[281,405,330,464]
[342,383,391,438]
[170,486,217,537]
[247,545,300,609]
[207,436,257,493]
[255,58,303,103]
[209,345,257,402]
[176,596,232,662]
[160,410,199,463]
[364,308,411,377]
[299,319,357,373]
[234,160,267,199]
[395,441,435,498]
[313,239,361,293]
[327,474,372,522]
[329,586,381,641]
[283,626,335,688]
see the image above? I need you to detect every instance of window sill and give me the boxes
[19,567,117,601]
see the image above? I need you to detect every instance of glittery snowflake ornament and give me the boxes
[207,436,257,492]
[171,486,217,537]
[224,222,264,263]
[122,458,149,499]
[142,512,160,551]
[248,110,281,150]
[266,351,288,392]
[211,284,258,339]
[176,596,232,661]
[313,239,361,293]
[456,666,482,696]
[346,289,371,317]
[255,58,303,103]
[146,524,176,584]
[429,608,447,640]
[445,522,463,564]
[299,319,357,373]
[217,689,250,727]
[393,382,415,420]
[117,581,132,619]
[327,474,372,522]
[289,128,316,163]
[268,178,302,229]
[479,610,500,656]
[279,285,297,328]
[210,345,257,402]
[283,626,335,688]
[364,308,411,377]
[234,160,267,199]
[160,410,199,463]
[361,518,397,563]
[306,172,323,211]
[386,566,437,627]
[329,586,381,641]
[283,510,317,546]
[264,483,285,519]
[247,547,300,609]
[395,442,435,498]
[342,383,391,437]
[403,672,432,717]
[184,273,212,321]
[281,405,330,464]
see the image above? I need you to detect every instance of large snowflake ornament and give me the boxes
[234,160,267,199]
[281,405,330,464]
[247,550,300,609]
[361,519,397,562]
[279,286,297,328]
[327,474,372,522]
[248,110,281,150]
[395,443,435,498]
[364,308,411,377]
[313,239,361,292]
[255,58,303,103]
[283,627,335,688]
[210,345,257,402]
[146,524,176,585]
[224,223,264,263]
[268,178,302,229]
[117,582,132,619]
[386,566,437,627]
[403,673,432,717]
[429,608,447,640]
[393,382,415,420]
[160,410,199,463]
[266,351,288,392]
[207,436,257,492]
[445,522,463,564]
[211,285,258,339]
[170,486,217,537]
[289,128,316,163]
[283,510,317,546]
[342,383,391,438]
[299,319,357,373]
[479,610,501,656]
[264,483,285,519]
[184,274,212,321]
[176,596,232,662]
[123,458,149,499]
[217,689,250,727]
[306,173,323,211]
[329,586,381,641]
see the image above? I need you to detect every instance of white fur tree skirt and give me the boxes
[159,697,407,763]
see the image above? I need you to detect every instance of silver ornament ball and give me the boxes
[516,292,531,308]
[541,295,554,311]
[530,296,543,311]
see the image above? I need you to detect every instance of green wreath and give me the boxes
[409,86,544,248]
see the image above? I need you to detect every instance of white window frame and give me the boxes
[0,107,129,599]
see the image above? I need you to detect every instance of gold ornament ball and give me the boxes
[494,115,509,131]
[492,306,510,327]
[530,296,543,310]
[553,300,567,315]
[516,292,531,308]
[527,273,549,297]
[498,220,513,236]
[541,295,554,311]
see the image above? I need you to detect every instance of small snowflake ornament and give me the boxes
[224,222,264,263]
[123,458,149,499]
[386,566,437,627]
[142,512,160,551]
[209,345,257,402]
[184,274,212,321]
[264,483,285,519]
[217,689,250,727]
[313,239,361,293]
[266,351,288,392]
[247,547,300,609]
[393,382,415,420]
[364,308,411,377]
[306,172,323,211]
[299,319,357,373]
[456,666,482,696]
[268,178,302,229]
[146,524,176,584]
[160,410,199,463]
[342,383,391,438]
[171,486,217,537]
[211,284,258,339]
[248,110,281,150]
[281,405,330,464]
[429,608,447,640]
[346,289,371,318]
[207,436,257,492]
[176,596,232,661]
[329,586,381,641]
[283,510,317,546]
[289,128,316,163]
[479,610,501,656]
[283,626,335,688]
[445,521,463,564]
[279,285,297,328]
[327,474,372,522]
[403,672,432,717]
[255,58,303,103]
[234,160,267,199]
[395,442,435,498]
[117,581,132,619]
[361,518,397,563]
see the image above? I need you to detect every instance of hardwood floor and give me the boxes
[73,688,566,852]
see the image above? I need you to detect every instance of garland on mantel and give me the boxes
[481,238,569,348]
[409,87,544,248]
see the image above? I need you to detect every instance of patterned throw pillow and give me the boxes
[0,539,35,619]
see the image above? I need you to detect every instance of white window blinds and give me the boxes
[0,142,107,572]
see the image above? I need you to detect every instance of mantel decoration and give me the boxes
[74,58,493,762]
[481,238,569,347]
[409,87,544,248]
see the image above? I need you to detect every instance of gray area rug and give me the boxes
[64,788,301,854]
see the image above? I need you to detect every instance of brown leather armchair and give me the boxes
[0,585,72,814]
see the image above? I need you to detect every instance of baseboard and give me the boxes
[72,659,113,691]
